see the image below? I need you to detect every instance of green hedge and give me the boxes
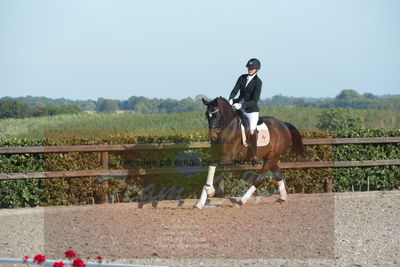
[0,129,399,208]
[333,129,400,192]
[0,138,45,208]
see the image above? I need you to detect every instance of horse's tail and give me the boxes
[284,122,310,157]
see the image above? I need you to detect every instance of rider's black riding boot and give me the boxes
[249,132,259,166]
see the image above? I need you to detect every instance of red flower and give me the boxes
[23,256,29,262]
[64,250,76,259]
[33,254,46,264]
[72,258,86,267]
[53,262,65,267]
[96,256,103,263]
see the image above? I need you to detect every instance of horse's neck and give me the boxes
[219,103,239,129]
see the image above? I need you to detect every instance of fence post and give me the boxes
[101,151,109,203]
[101,151,109,169]
[324,178,333,193]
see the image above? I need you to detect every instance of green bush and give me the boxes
[317,108,363,130]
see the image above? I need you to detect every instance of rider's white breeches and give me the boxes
[242,111,259,134]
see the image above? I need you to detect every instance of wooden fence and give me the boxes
[0,137,399,192]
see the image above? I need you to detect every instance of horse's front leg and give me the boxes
[238,173,263,205]
[194,165,216,209]
[238,158,278,205]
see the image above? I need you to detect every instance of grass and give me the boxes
[0,108,398,140]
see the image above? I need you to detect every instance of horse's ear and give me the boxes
[202,98,209,106]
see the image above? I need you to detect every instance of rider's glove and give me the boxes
[228,99,234,105]
[232,103,242,110]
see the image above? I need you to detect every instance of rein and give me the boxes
[208,99,241,145]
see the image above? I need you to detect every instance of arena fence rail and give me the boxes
[0,137,399,193]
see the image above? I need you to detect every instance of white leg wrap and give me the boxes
[206,165,216,186]
[277,180,287,200]
[206,185,215,197]
[194,186,208,209]
[194,166,217,209]
[240,185,256,204]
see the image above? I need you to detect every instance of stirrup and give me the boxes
[251,157,261,166]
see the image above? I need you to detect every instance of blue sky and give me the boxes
[0,0,399,100]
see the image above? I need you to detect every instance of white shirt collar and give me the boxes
[246,73,257,86]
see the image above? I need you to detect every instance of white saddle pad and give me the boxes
[240,123,270,147]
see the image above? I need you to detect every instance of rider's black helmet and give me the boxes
[246,58,261,70]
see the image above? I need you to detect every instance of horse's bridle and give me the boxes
[207,108,223,133]
[206,100,238,145]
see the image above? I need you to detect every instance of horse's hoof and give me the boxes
[232,203,242,208]
[251,159,261,167]
[193,202,203,209]
[275,198,285,204]
[229,197,239,204]
[279,190,287,201]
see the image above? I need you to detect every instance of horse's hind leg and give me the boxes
[271,163,287,201]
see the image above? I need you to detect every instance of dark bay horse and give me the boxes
[194,97,309,208]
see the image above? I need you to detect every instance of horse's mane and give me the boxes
[214,97,231,110]
[213,97,236,126]
[214,97,252,130]
[215,97,229,105]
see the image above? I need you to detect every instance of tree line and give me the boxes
[0,90,398,119]
[260,90,399,109]
[0,99,82,119]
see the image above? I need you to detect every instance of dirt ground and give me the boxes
[0,191,399,266]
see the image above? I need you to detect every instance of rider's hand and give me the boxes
[228,99,233,105]
[232,103,242,110]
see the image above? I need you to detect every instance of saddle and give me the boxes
[236,110,270,147]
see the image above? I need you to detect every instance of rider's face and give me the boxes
[248,68,257,75]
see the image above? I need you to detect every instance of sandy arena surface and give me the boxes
[0,191,399,266]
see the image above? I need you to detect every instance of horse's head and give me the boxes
[202,97,235,144]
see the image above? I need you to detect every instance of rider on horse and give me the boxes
[195,60,308,209]
[229,58,262,166]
